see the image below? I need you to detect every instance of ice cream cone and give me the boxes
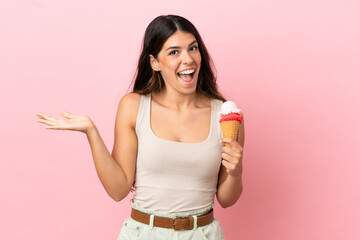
[219,101,243,148]
[220,120,240,147]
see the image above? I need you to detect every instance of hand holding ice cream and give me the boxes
[219,100,244,176]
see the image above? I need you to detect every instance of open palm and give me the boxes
[35,111,94,134]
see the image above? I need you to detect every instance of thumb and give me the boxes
[60,110,72,119]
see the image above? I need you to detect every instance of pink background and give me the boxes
[1,0,359,239]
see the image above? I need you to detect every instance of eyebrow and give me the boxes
[165,40,198,52]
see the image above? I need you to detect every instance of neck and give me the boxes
[153,88,203,111]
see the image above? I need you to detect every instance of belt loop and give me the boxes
[192,215,198,230]
[149,214,155,229]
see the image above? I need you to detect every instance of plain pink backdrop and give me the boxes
[1,0,359,239]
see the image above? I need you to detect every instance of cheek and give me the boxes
[162,67,177,77]
[195,53,202,65]
[161,60,178,72]
[159,64,178,81]
[196,56,202,71]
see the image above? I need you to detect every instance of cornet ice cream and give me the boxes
[219,101,243,147]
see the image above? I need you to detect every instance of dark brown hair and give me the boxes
[132,15,225,101]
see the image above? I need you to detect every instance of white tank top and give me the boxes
[132,94,224,213]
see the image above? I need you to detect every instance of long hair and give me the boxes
[132,15,225,101]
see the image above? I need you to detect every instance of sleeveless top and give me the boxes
[132,94,224,213]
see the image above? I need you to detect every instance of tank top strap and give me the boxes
[135,94,151,134]
[213,98,224,139]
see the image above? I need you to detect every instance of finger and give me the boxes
[222,146,242,158]
[60,111,73,119]
[221,160,233,172]
[45,125,67,130]
[44,121,73,130]
[222,152,240,165]
[37,118,67,129]
[36,118,56,126]
[221,138,242,152]
[34,112,51,120]
[221,152,231,162]
[221,137,240,148]
[35,112,59,122]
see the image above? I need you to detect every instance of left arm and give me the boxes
[216,117,245,208]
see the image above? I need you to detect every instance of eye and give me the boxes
[190,46,198,51]
[169,50,178,55]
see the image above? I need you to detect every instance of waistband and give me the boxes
[130,199,215,218]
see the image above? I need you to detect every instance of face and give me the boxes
[150,30,202,95]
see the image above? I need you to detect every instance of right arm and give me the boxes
[35,92,141,202]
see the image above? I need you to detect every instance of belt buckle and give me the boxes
[172,216,188,231]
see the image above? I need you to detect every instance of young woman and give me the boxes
[35,15,244,240]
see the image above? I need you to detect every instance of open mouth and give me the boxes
[177,69,195,84]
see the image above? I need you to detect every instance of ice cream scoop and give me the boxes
[219,101,243,147]
[220,101,242,115]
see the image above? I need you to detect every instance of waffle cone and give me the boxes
[221,120,240,147]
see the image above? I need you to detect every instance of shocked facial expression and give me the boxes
[150,30,202,95]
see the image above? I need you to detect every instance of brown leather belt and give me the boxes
[130,208,214,231]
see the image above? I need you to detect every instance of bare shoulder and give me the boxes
[119,92,141,107]
[116,92,142,128]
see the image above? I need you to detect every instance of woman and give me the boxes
[35,15,244,240]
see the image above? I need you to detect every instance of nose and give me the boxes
[181,51,194,65]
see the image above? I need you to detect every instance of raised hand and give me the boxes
[34,111,95,134]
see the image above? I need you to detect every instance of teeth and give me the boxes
[179,69,195,75]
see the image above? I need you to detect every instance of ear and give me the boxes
[149,54,160,71]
